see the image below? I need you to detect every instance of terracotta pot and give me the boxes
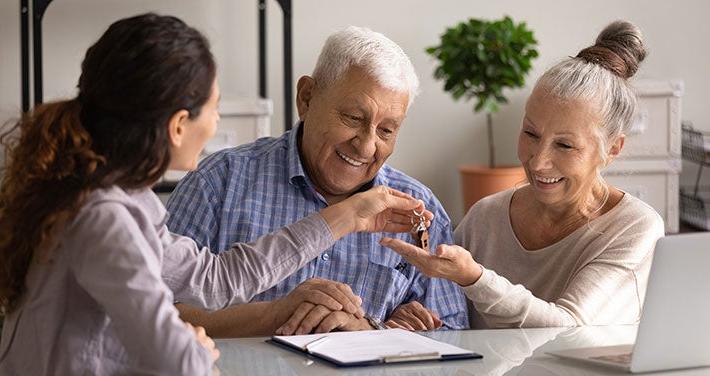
[459,164,528,212]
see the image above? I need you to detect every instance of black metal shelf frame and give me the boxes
[680,123,710,230]
[20,0,293,131]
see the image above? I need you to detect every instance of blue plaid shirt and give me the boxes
[166,123,468,329]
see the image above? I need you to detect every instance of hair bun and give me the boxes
[576,20,647,79]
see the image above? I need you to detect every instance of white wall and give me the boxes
[2,0,709,223]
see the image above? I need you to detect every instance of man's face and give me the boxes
[296,67,409,203]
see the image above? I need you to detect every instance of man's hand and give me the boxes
[384,301,443,331]
[271,278,364,331]
[275,302,371,335]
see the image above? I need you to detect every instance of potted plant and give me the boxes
[426,16,538,210]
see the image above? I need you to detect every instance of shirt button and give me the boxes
[321,253,330,261]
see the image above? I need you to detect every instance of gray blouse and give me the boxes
[0,186,334,375]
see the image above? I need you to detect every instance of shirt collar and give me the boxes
[286,122,307,186]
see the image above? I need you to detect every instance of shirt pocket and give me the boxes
[362,247,413,318]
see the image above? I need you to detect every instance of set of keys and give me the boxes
[411,209,429,250]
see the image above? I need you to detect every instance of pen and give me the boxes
[303,336,330,353]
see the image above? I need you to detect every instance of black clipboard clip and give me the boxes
[383,351,441,363]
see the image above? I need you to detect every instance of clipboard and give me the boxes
[268,329,482,367]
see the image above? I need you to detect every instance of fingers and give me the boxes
[388,206,434,222]
[191,324,219,361]
[330,283,364,318]
[384,211,413,226]
[382,206,432,234]
[314,311,350,334]
[360,186,434,219]
[387,301,444,331]
[381,239,475,284]
[276,302,316,335]
[409,303,436,330]
[376,187,431,217]
[384,192,421,212]
[384,319,405,329]
[298,289,344,312]
[299,279,363,317]
[330,281,362,317]
[379,237,430,262]
[386,318,414,331]
[281,279,364,334]
[396,305,428,331]
[316,282,362,318]
[295,304,334,335]
[411,199,434,221]
[380,186,415,202]
[195,325,207,338]
[435,244,463,260]
[416,306,443,330]
[432,314,443,329]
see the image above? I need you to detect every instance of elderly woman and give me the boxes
[382,20,664,329]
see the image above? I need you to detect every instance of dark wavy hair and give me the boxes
[0,13,216,312]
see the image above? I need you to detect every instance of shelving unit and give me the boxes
[680,123,710,230]
[602,79,683,233]
[157,97,273,194]
[19,0,292,126]
[19,0,292,195]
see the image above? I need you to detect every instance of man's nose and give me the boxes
[351,128,377,159]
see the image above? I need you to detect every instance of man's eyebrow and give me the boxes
[338,102,367,112]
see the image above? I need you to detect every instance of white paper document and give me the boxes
[271,329,480,366]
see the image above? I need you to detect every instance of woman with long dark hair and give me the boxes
[0,14,428,375]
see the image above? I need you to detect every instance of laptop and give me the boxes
[548,232,710,373]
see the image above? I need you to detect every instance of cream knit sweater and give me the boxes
[455,189,664,329]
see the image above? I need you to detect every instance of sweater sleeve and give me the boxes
[69,202,213,375]
[161,213,335,310]
[461,201,665,328]
[462,266,578,327]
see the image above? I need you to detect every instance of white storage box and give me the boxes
[205,98,273,154]
[602,79,684,233]
[603,158,681,233]
[163,98,272,182]
[623,80,683,159]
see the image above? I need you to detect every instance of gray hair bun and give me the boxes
[576,20,647,79]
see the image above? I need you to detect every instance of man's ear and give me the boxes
[296,76,316,121]
[167,109,190,148]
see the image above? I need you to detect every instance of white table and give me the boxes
[214,325,707,375]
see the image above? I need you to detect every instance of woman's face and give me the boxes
[169,79,220,170]
[517,86,605,211]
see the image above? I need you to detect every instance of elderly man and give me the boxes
[166,26,468,336]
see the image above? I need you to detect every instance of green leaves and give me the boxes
[426,16,539,115]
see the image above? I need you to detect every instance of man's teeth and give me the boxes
[337,151,364,167]
[535,175,563,184]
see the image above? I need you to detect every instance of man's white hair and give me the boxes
[312,26,420,106]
